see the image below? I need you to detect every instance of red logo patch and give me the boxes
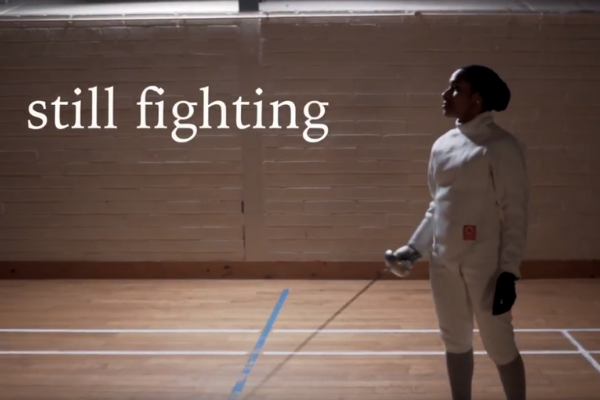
[463,225,476,241]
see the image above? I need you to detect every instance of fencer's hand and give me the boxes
[384,245,422,278]
[393,245,422,263]
[492,272,518,316]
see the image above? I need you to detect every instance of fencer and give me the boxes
[392,65,528,400]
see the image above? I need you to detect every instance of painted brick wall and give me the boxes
[0,15,599,263]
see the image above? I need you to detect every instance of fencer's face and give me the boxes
[441,69,481,122]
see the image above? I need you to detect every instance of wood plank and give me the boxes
[263,331,575,352]
[0,280,598,399]
[569,332,600,351]
[0,259,598,279]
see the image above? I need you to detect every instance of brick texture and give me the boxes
[0,15,599,263]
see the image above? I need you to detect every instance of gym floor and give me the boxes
[1,279,599,399]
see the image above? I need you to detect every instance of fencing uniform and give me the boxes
[408,111,529,366]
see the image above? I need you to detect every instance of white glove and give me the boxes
[384,245,422,278]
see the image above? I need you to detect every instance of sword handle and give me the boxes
[384,249,414,278]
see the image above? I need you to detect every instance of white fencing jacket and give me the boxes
[409,111,529,278]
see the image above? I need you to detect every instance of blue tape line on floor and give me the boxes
[228,288,289,400]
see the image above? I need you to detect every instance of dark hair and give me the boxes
[460,65,511,112]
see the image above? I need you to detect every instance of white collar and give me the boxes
[455,111,494,137]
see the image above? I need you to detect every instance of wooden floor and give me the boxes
[0,279,599,400]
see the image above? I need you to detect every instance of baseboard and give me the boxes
[0,260,597,279]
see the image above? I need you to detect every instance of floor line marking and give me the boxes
[227,289,289,400]
[0,350,596,356]
[263,350,584,356]
[271,328,600,333]
[0,329,262,334]
[0,328,598,333]
[0,350,248,355]
[561,330,600,374]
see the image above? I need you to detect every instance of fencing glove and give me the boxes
[384,245,422,278]
[393,245,421,263]
[492,272,518,315]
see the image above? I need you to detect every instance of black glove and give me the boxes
[492,272,518,316]
[392,245,422,263]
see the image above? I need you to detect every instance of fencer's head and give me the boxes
[441,65,511,123]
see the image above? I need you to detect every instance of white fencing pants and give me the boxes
[429,251,520,366]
